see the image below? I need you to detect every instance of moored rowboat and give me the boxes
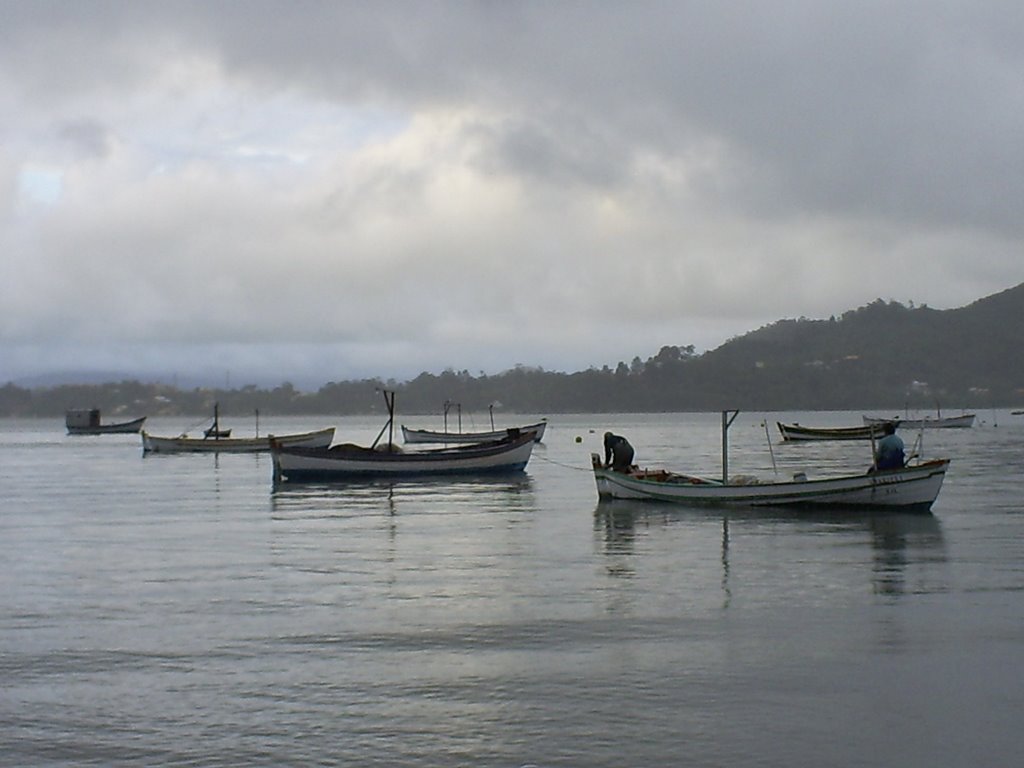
[401,419,547,444]
[66,409,147,435]
[592,455,950,511]
[273,389,537,483]
[142,427,335,454]
[593,410,950,512]
[777,421,892,441]
[272,429,537,483]
[863,413,975,429]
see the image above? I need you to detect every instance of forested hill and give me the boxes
[686,282,1024,409]
[3,284,1023,415]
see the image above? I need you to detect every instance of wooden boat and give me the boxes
[272,390,537,482]
[402,419,547,444]
[401,401,546,444]
[66,409,146,435]
[777,421,892,441]
[273,430,537,482]
[142,427,335,454]
[592,411,950,512]
[863,413,975,429]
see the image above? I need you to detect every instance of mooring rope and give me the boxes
[532,453,594,472]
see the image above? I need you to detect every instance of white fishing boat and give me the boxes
[273,390,537,482]
[142,426,335,454]
[777,421,892,441]
[863,411,975,429]
[142,402,333,453]
[593,411,950,512]
[401,401,546,444]
[402,419,546,444]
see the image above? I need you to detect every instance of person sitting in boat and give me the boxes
[873,422,905,471]
[603,432,635,473]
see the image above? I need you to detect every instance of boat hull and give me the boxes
[401,421,547,444]
[863,414,975,429]
[777,422,891,441]
[273,432,537,482]
[67,416,147,435]
[592,454,949,511]
[142,427,335,454]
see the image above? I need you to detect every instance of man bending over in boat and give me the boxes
[873,422,905,471]
[603,432,635,473]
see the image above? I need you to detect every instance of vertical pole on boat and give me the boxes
[443,400,452,435]
[457,403,462,434]
[371,389,396,451]
[387,390,395,450]
[763,419,778,477]
[722,411,728,484]
[489,404,495,431]
[255,408,260,438]
[213,402,220,441]
[721,410,740,485]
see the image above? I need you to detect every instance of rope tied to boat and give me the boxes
[533,453,594,472]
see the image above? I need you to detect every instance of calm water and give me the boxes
[2,411,1023,767]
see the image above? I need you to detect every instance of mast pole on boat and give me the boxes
[387,391,394,449]
[763,418,778,477]
[721,410,740,485]
[372,389,396,451]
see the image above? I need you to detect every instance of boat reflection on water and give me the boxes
[270,474,536,518]
[595,499,946,543]
[867,512,947,597]
[594,500,947,600]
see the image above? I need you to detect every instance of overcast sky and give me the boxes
[3,1,1022,388]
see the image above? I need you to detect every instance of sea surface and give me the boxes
[2,410,1023,767]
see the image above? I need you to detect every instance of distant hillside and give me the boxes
[684,282,1024,409]
[3,284,1022,415]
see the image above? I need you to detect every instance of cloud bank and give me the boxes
[2,1,1021,386]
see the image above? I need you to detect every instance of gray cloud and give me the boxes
[2,1,1022,385]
